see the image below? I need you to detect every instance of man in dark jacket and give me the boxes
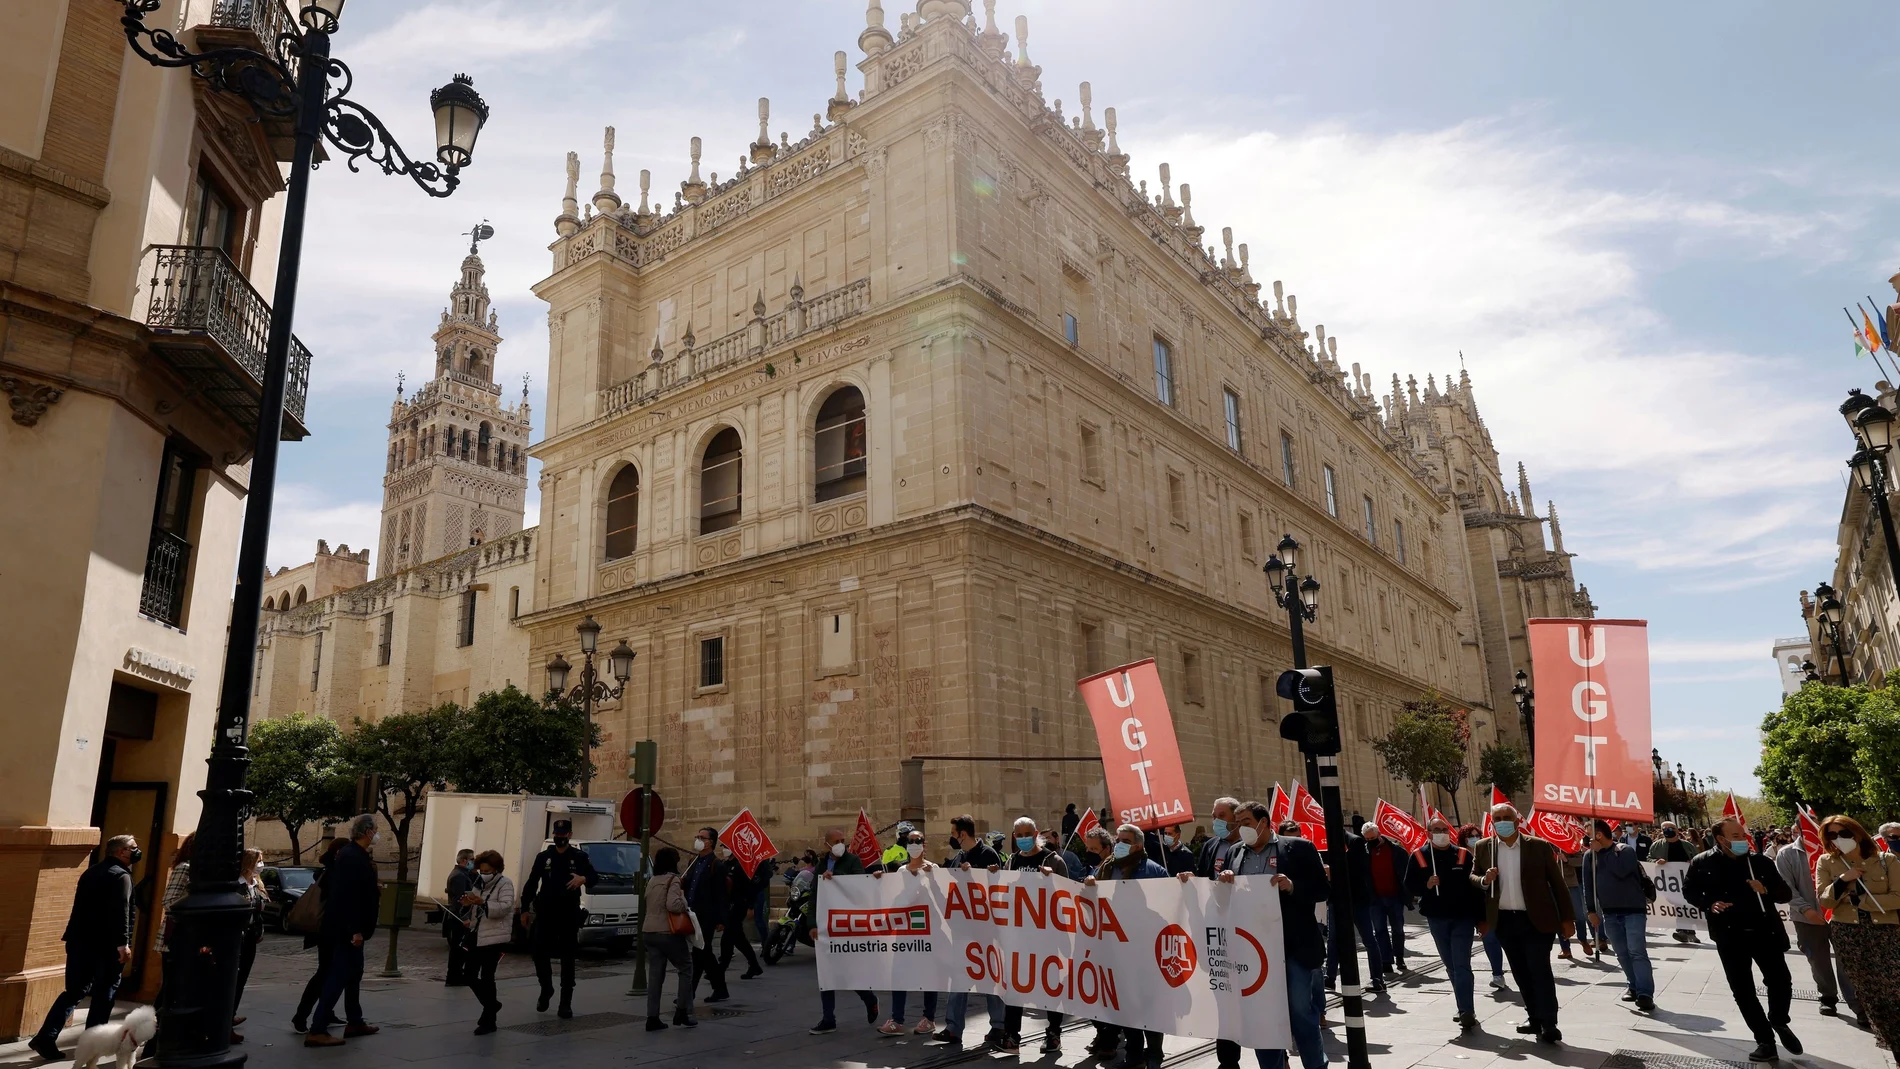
[520,818,599,1017]
[1197,797,1242,878]
[1092,824,1170,1069]
[1405,817,1482,1029]
[1158,825,1195,876]
[1681,817,1799,1063]
[1061,803,1080,842]
[305,815,382,1047]
[1360,822,1413,975]
[1329,827,1389,993]
[812,827,879,1034]
[1225,801,1328,1069]
[679,826,730,1004]
[1001,817,1072,1054]
[27,835,139,1061]
[717,846,764,980]
[1580,819,1655,1011]
[936,815,1006,1048]
[442,849,475,987]
[1472,803,1575,1045]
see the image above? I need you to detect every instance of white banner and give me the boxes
[1642,861,1791,930]
[815,869,1292,1048]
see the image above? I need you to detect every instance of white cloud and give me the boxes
[266,485,383,574]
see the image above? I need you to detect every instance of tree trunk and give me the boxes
[285,822,304,865]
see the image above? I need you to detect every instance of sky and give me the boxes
[265,1,1899,798]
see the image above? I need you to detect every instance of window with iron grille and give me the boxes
[140,438,199,628]
[700,636,725,688]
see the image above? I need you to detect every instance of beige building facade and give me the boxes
[0,0,309,1036]
[513,1,1593,846]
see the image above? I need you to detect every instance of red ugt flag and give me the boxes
[848,808,881,868]
[1374,798,1429,852]
[1525,808,1586,853]
[1269,784,1291,828]
[1071,805,1101,848]
[719,808,778,879]
[1290,781,1328,850]
[1721,793,1750,847]
[1797,805,1825,883]
[1481,785,1510,838]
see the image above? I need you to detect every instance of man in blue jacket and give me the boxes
[1580,819,1656,1012]
[1087,824,1170,1069]
[1226,801,1328,1069]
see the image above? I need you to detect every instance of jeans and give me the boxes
[942,990,1005,1039]
[1481,927,1504,979]
[1255,954,1326,1069]
[1716,932,1792,1043]
[310,937,366,1032]
[818,986,877,1026]
[1597,911,1653,998]
[468,944,503,1019]
[1794,921,1858,1014]
[1326,905,1386,983]
[1494,911,1557,1029]
[1371,894,1407,967]
[891,990,938,1024]
[235,920,261,1013]
[644,933,694,1018]
[33,949,123,1043]
[1426,916,1477,1016]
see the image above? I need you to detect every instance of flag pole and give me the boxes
[1847,306,1897,381]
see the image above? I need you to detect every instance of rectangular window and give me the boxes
[1168,471,1187,526]
[1063,312,1079,345]
[1031,708,1043,734]
[1394,520,1407,564]
[1323,465,1338,517]
[311,632,322,691]
[510,586,521,618]
[1280,433,1296,487]
[188,172,240,259]
[1079,422,1103,483]
[1363,496,1377,543]
[1223,388,1243,451]
[1080,621,1104,675]
[458,589,477,647]
[1153,337,1175,406]
[141,438,200,628]
[700,636,725,688]
[1182,649,1204,705]
[377,613,392,666]
[1239,511,1256,559]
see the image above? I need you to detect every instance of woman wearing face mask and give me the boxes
[640,847,696,1031]
[875,829,941,1037]
[1406,818,1483,1030]
[458,850,517,1034]
[1455,823,1507,990]
[1817,815,1900,1050]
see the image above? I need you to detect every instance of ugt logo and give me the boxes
[1154,923,1197,988]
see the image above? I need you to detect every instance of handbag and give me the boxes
[284,879,325,935]
[660,876,695,937]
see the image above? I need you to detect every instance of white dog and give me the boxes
[72,1004,156,1069]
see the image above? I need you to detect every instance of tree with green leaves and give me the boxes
[1758,682,1878,822]
[448,686,598,796]
[342,703,464,885]
[1371,703,1466,810]
[248,712,352,863]
[1851,690,1900,818]
[1478,742,1533,803]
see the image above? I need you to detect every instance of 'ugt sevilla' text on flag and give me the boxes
[1374,799,1429,852]
[1290,781,1328,850]
[1076,660,1196,831]
[849,808,881,868]
[1527,619,1655,822]
[719,808,778,879]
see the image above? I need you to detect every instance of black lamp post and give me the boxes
[118,2,487,1064]
[1511,668,1535,752]
[1842,389,1900,605]
[546,615,636,797]
[1811,581,1852,683]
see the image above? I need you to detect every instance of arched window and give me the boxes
[443,424,455,455]
[700,428,743,533]
[263,595,275,611]
[477,422,492,466]
[604,466,639,559]
[814,386,867,501]
[295,586,307,605]
[461,428,471,460]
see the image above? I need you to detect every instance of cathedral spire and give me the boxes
[1517,462,1534,516]
[1548,500,1567,557]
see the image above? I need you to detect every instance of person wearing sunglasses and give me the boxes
[1817,815,1900,1051]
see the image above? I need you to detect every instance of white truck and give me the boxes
[417,793,645,952]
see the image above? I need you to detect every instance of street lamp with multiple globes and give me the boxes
[1262,534,1322,669]
[117,1,489,1064]
[1840,388,1900,604]
[1810,581,1852,683]
[1511,668,1536,752]
[546,616,636,797]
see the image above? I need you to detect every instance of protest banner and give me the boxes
[1641,861,1791,931]
[1528,619,1655,821]
[1078,660,1195,830]
[815,867,1292,1048]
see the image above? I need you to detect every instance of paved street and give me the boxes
[4,920,1890,1069]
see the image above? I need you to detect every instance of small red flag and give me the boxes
[848,808,881,868]
[1375,798,1429,852]
[719,808,778,879]
[1290,781,1328,850]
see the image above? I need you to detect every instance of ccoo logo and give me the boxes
[1154,923,1197,988]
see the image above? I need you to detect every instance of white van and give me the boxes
[418,793,644,951]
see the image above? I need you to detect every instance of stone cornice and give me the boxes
[0,143,111,210]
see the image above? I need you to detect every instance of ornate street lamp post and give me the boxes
[1811,581,1852,684]
[1841,389,1900,604]
[1511,668,1535,752]
[118,2,488,1064]
[546,616,636,797]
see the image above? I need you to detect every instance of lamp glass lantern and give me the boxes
[1820,597,1845,626]
[1852,449,1877,491]
[576,615,601,655]
[1298,575,1320,611]
[430,74,490,168]
[546,653,572,694]
[1277,534,1301,574]
[608,640,636,683]
[1262,555,1286,592]
[1859,404,1897,453]
[299,0,345,32]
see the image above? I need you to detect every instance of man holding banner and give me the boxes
[1224,801,1328,1069]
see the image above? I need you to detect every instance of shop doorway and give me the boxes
[90,683,173,994]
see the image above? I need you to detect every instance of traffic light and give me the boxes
[1277,665,1341,755]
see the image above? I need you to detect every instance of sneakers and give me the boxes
[1620,992,1636,1002]
[914,1018,935,1034]
[998,1034,1021,1053]
[809,1020,838,1035]
[865,1000,880,1025]
[1456,1013,1478,1032]
[1818,1002,1839,1017]
[1042,1031,1063,1053]
[929,1029,963,1046]
[1635,996,1656,1013]
[877,1019,907,1036]
[1773,1025,1802,1055]
[1536,1027,1562,1046]
[1489,976,1509,990]
[291,1015,309,1034]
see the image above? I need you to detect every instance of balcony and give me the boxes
[194,0,302,161]
[141,245,313,441]
[140,528,191,628]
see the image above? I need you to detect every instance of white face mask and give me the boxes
[906,843,924,860]
[1835,836,1860,854]
[692,838,707,854]
[1430,833,1451,849]
[830,842,847,858]
[1162,834,1176,847]
[1236,826,1260,848]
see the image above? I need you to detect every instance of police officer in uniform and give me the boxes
[520,819,598,1018]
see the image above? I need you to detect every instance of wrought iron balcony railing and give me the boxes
[140,527,191,628]
[141,244,313,440]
